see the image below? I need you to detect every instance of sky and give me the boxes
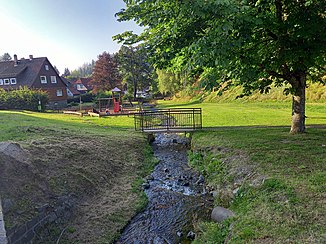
[0,0,143,73]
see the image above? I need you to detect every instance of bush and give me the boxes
[0,87,48,111]
[67,92,95,103]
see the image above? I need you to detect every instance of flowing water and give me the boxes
[117,133,213,244]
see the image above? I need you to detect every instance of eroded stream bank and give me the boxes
[117,133,213,243]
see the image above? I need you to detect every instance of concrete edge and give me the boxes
[0,198,8,244]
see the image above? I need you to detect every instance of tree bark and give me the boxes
[290,73,306,133]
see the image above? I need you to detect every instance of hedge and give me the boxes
[0,87,49,111]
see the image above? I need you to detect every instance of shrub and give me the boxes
[67,92,95,103]
[0,87,48,111]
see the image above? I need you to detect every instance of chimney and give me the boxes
[29,55,33,60]
[14,54,18,66]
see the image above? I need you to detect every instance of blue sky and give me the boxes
[0,0,142,73]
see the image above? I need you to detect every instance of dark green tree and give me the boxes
[0,53,12,61]
[53,65,60,75]
[116,45,155,100]
[114,0,326,133]
[63,68,71,77]
[70,61,95,78]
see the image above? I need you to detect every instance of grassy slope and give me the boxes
[159,100,326,243]
[0,111,156,243]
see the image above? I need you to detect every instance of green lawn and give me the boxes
[0,110,135,141]
[158,100,326,127]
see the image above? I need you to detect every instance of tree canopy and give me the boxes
[63,68,71,77]
[156,69,184,96]
[116,45,155,99]
[0,53,12,61]
[70,61,95,78]
[115,0,326,133]
[90,52,121,94]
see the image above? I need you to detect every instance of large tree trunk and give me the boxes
[290,73,306,133]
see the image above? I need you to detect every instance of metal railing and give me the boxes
[134,108,202,132]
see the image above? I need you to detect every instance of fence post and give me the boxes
[193,109,195,130]
[141,112,144,132]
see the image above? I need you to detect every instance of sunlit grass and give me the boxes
[158,100,326,127]
[0,110,135,141]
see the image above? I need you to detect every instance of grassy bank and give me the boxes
[190,127,325,243]
[0,110,155,243]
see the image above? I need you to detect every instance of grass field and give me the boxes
[0,110,135,141]
[158,100,326,127]
[0,98,325,243]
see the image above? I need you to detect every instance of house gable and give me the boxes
[0,55,68,106]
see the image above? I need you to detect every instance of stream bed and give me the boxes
[117,133,213,243]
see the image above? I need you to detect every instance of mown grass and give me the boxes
[158,100,326,127]
[0,110,135,141]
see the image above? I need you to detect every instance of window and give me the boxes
[51,76,57,83]
[56,89,63,97]
[4,79,9,85]
[0,79,3,85]
[10,78,17,84]
[45,65,49,70]
[77,84,85,90]
[40,76,47,84]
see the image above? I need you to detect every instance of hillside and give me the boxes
[176,82,326,103]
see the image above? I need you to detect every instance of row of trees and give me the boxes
[0,53,12,61]
[114,0,326,133]
[63,61,95,78]
[89,46,172,99]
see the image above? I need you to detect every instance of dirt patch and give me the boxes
[0,133,147,243]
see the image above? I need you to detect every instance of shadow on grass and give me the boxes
[202,124,326,131]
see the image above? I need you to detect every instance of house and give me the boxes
[61,76,80,97]
[0,54,68,108]
[73,77,93,94]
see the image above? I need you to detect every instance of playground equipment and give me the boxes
[97,87,122,114]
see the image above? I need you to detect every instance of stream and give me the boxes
[117,133,213,244]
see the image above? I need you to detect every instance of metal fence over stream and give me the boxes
[134,108,202,132]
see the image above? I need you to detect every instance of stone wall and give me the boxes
[5,195,75,244]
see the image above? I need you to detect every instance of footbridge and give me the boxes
[134,108,202,133]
